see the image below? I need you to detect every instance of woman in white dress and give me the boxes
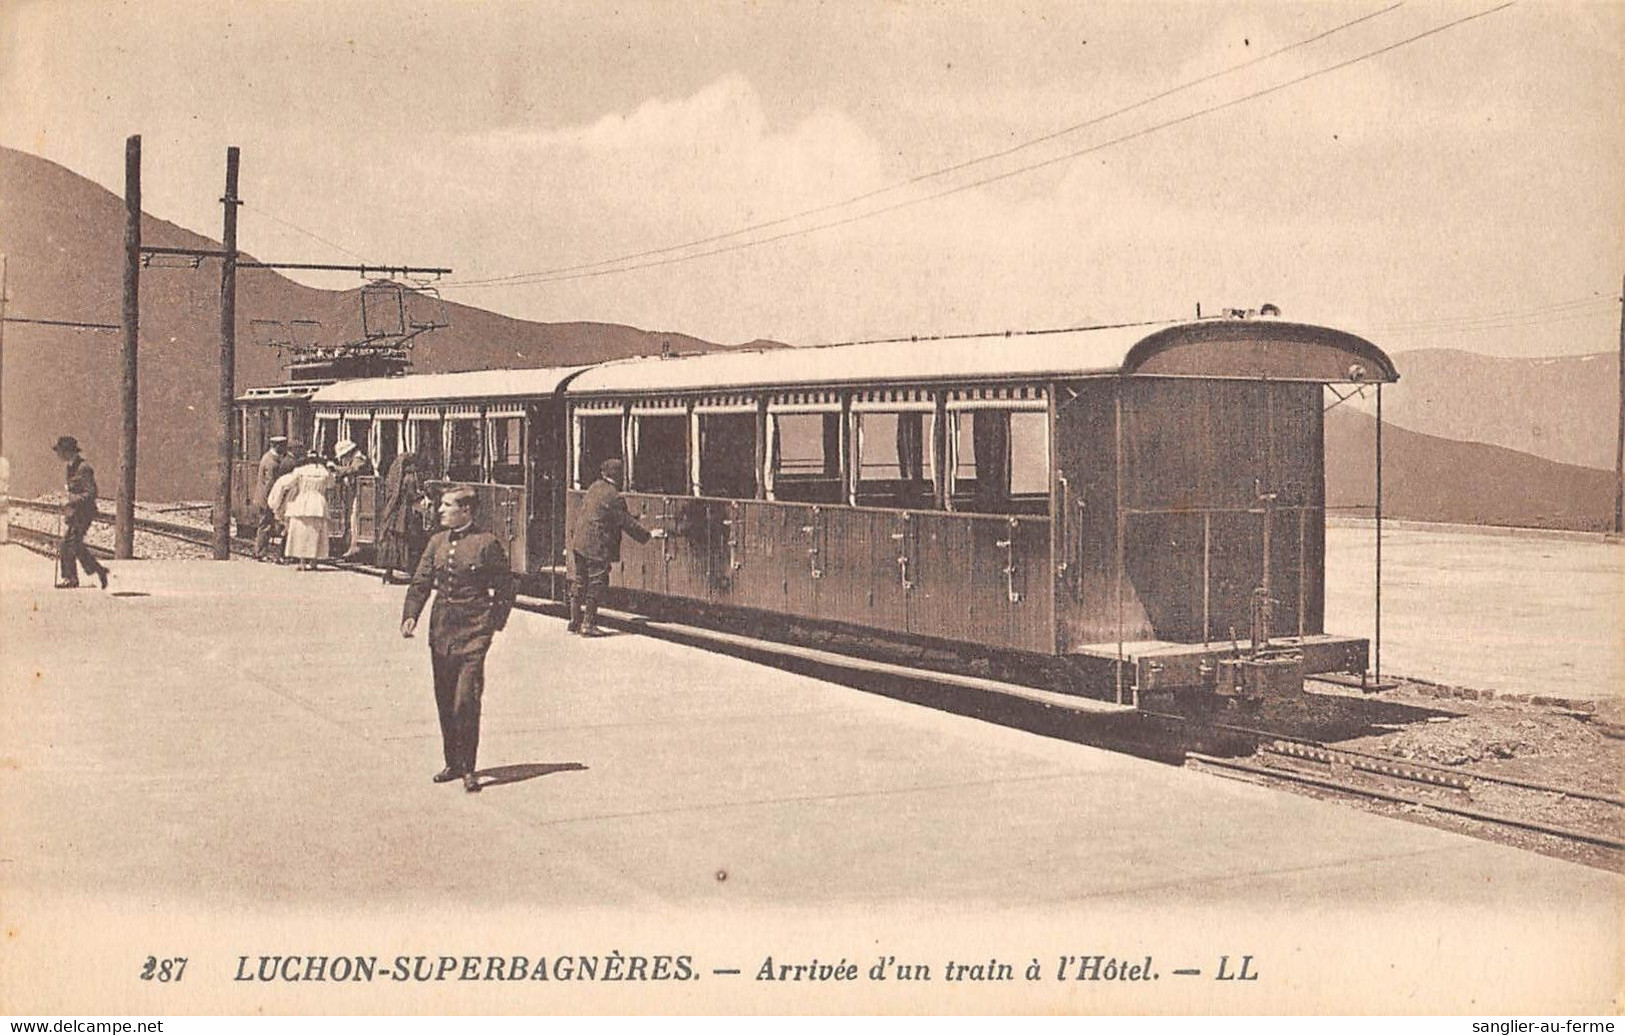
[268,451,335,570]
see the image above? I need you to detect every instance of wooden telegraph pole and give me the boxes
[126,144,449,560]
[1615,273,1623,535]
[118,135,141,559]
[0,254,8,460]
[215,148,240,560]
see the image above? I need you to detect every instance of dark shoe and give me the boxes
[463,773,481,794]
[55,580,80,590]
[579,625,608,638]
[566,618,581,634]
[97,569,109,590]
[432,767,461,784]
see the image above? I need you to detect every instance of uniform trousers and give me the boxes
[59,517,107,583]
[431,647,486,775]
[253,505,280,559]
[568,551,612,629]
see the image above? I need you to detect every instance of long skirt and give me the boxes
[377,526,426,571]
[284,515,330,560]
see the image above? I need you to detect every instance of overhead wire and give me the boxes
[448,1,1407,288]
[1368,296,1618,333]
[449,1,1518,291]
[240,201,372,266]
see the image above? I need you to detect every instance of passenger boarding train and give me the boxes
[235,313,1398,703]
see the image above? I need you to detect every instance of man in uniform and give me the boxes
[400,486,514,794]
[566,457,664,636]
[252,435,290,561]
[52,435,109,589]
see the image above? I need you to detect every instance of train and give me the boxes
[234,311,1398,705]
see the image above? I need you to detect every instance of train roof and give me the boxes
[279,317,1396,408]
[569,317,1397,394]
[307,365,591,405]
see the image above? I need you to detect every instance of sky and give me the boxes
[1,0,1620,354]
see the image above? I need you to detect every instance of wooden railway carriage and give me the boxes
[231,382,321,520]
[236,368,585,580]
[234,313,1397,704]
[299,367,589,583]
[565,316,1396,701]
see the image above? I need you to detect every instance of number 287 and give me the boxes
[140,956,187,982]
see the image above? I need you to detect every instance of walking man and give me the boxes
[52,435,109,590]
[567,457,663,636]
[400,486,514,794]
[252,435,289,561]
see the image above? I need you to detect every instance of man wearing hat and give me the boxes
[400,485,514,793]
[52,435,109,589]
[566,457,664,636]
[252,435,290,562]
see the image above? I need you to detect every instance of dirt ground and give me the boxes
[1271,679,1624,871]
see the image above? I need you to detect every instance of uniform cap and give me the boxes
[53,435,80,454]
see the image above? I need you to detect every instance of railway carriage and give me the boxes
[235,313,1397,704]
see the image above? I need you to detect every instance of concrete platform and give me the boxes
[1325,521,1623,700]
[1,546,1618,1014]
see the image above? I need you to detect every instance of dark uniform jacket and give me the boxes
[570,478,652,563]
[64,457,99,530]
[403,525,515,658]
[255,449,283,510]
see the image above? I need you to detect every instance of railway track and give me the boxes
[7,498,250,557]
[1186,741,1624,856]
[7,519,117,560]
[9,501,1618,865]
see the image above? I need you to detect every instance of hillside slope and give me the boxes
[1352,347,1618,470]
[1325,406,1616,532]
[0,146,742,499]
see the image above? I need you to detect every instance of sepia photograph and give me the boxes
[0,0,1620,1019]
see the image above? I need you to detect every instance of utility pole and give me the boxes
[1615,272,1623,535]
[0,254,8,459]
[118,135,141,559]
[215,148,240,560]
[130,144,449,560]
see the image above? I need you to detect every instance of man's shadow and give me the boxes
[472,762,587,789]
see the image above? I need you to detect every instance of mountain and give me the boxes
[1349,347,1619,471]
[0,146,747,500]
[1325,406,1617,532]
[5,146,1618,531]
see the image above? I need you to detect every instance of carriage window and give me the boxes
[254,410,272,459]
[413,420,444,478]
[490,417,524,486]
[853,411,935,508]
[770,412,842,503]
[697,413,757,499]
[447,419,484,482]
[375,421,401,479]
[950,410,1049,514]
[343,419,372,463]
[631,415,688,494]
[315,418,339,458]
[576,413,623,488]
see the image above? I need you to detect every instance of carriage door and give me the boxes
[526,400,565,590]
[1258,382,1324,643]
